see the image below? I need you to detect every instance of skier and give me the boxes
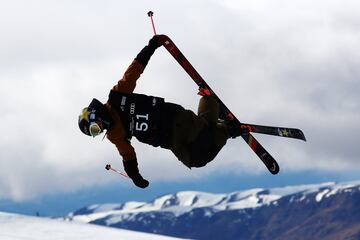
[78,35,241,188]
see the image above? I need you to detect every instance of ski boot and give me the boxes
[225,120,245,139]
[197,87,212,97]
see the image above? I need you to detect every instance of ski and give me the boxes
[158,35,280,175]
[240,123,306,141]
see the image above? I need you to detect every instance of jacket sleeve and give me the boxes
[106,37,161,161]
[111,60,145,94]
[111,35,161,94]
[105,103,137,161]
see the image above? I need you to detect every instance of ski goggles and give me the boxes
[89,121,102,137]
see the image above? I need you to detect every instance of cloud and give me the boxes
[1,0,360,201]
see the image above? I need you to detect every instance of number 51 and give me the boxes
[135,114,149,131]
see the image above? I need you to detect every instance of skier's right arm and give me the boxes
[111,35,163,94]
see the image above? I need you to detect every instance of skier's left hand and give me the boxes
[131,174,149,189]
[123,159,149,189]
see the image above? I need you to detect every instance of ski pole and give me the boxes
[105,164,129,179]
[147,11,157,35]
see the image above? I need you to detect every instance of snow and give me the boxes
[69,189,278,225]
[314,181,360,202]
[69,201,147,223]
[139,191,227,215]
[87,203,122,213]
[268,182,336,197]
[0,212,186,240]
[316,189,331,202]
[175,191,226,208]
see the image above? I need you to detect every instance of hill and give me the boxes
[0,212,186,240]
[67,181,360,240]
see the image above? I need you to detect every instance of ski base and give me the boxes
[240,123,306,141]
[242,133,280,174]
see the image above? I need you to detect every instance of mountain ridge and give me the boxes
[66,180,360,240]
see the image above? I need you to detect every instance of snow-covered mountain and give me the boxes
[66,181,360,240]
[0,212,186,240]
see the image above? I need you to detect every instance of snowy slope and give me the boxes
[0,212,186,240]
[68,180,360,225]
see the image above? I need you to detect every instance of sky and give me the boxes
[1,0,360,215]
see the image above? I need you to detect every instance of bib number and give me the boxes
[135,114,149,132]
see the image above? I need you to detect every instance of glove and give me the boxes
[135,35,165,67]
[131,174,149,189]
[123,159,149,189]
[148,35,163,49]
[135,36,160,67]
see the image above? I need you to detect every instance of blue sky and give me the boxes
[1,0,360,216]
[1,170,358,217]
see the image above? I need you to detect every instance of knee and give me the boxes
[197,96,219,124]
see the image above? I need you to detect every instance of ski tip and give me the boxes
[261,153,280,175]
[298,130,307,142]
[269,162,280,175]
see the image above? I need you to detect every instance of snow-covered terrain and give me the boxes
[0,212,186,240]
[68,180,360,225]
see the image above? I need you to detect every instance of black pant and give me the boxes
[168,96,229,168]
